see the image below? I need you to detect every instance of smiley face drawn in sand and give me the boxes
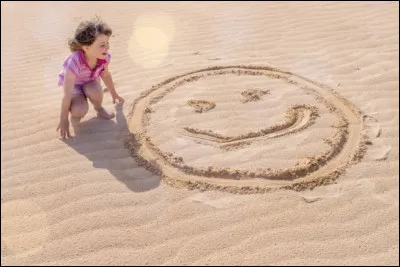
[125,65,372,194]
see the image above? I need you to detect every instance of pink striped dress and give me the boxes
[58,50,111,96]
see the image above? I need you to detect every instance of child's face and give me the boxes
[84,34,110,60]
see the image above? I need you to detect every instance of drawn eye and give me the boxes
[187,100,216,113]
[241,88,270,103]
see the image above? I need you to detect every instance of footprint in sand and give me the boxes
[370,146,392,161]
[300,183,344,203]
[125,65,376,194]
[363,114,382,138]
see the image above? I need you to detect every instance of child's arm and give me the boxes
[57,70,76,138]
[100,67,124,104]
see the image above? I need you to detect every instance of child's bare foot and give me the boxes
[95,107,115,120]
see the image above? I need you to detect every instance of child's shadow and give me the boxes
[62,103,161,192]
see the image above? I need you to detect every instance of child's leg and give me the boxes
[83,80,115,120]
[69,93,89,134]
[70,93,89,120]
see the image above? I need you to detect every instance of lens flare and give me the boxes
[128,12,175,68]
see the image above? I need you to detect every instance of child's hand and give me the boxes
[56,119,71,139]
[112,94,125,104]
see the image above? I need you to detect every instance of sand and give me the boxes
[1,1,399,265]
[187,99,216,113]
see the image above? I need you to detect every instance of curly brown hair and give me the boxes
[68,17,112,52]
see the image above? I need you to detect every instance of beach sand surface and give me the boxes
[1,1,399,265]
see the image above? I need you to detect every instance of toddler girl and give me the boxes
[57,18,124,139]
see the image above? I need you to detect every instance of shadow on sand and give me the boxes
[62,103,161,192]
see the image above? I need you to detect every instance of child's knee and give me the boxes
[70,101,89,118]
[71,108,88,118]
[83,81,102,99]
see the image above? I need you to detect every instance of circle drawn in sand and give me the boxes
[187,100,216,113]
[241,88,270,103]
[125,65,371,194]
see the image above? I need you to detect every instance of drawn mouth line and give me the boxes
[181,105,318,145]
